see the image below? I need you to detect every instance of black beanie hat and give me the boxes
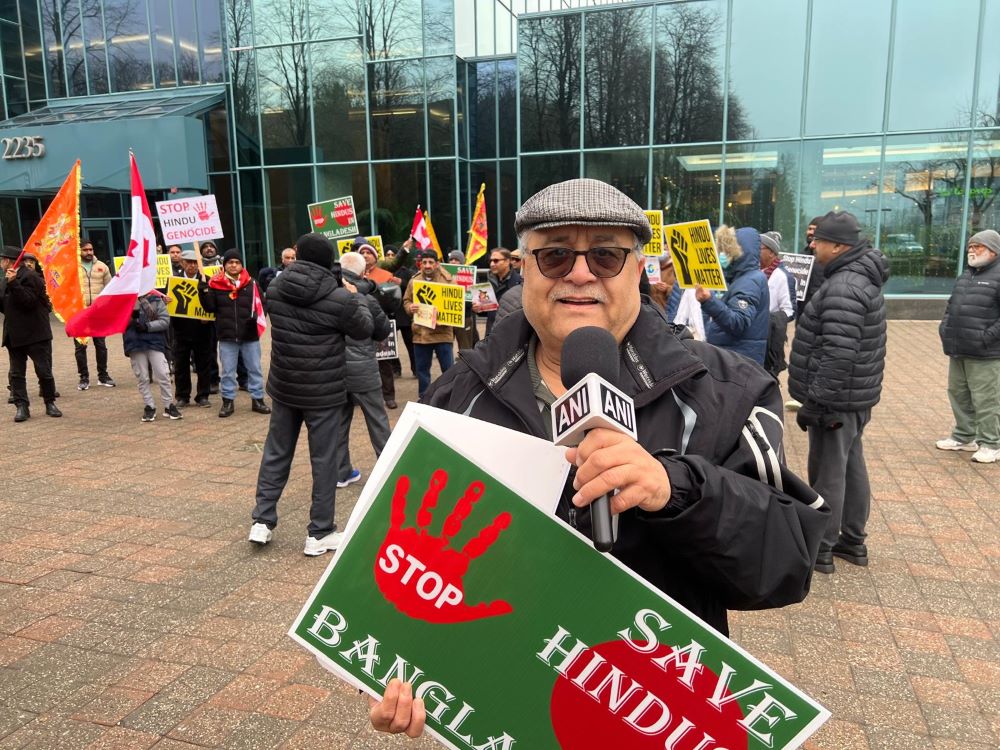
[813,211,861,246]
[809,215,825,227]
[223,248,242,263]
[295,232,334,268]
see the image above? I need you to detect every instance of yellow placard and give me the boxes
[336,235,384,259]
[664,219,727,291]
[643,210,664,257]
[165,277,215,321]
[115,254,173,289]
[411,280,465,328]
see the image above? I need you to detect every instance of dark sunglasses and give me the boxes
[529,246,632,279]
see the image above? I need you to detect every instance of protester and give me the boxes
[694,225,770,365]
[258,247,295,295]
[789,211,888,574]
[334,252,393,488]
[648,253,677,312]
[1,246,62,421]
[369,178,827,737]
[510,247,523,273]
[249,234,373,555]
[391,247,417,379]
[480,247,522,337]
[353,238,401,407]
[447,249,479,354]
[171,250,214,408]
[796,216,825,319]
[760,231,796,377]
[75,239,116,390]
[200,240,222,267]
[402,250,455,399]
[198,249,270,417]
[168,244,183,275]
[936,229,1000,463]
[124,290,182,422]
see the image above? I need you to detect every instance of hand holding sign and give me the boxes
[368,679,426,738]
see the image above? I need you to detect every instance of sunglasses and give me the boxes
[529,247,632,279]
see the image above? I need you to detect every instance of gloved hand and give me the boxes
[796,401,842,431]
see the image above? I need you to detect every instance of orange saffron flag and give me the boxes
[26,161,83,324]
[465,183,488,265]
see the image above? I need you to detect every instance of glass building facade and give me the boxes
[2,0,999,301]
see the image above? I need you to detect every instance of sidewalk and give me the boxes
[0,320,997,749]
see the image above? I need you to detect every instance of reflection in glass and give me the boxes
[652,146,721,224]
[977,0,1000,126]
[654,0,734,144]
[728,0,805,140]
[521,153,578,200]
[799,137,882,241]
[61,0,86,95]
[3,76,27,116]
[198,0,223,82]
[584,7,650,148]
[519,15,581,152]
[209,173,235,250]
[268,167,314,254]
[498,159,517,248]
[723,142,801,243]
[82,4,108,94]
[316,163,370,230]
[584,149,648,206]
[426,57,455,157]
[39,0,66,96]
[313,40,367,163]
[106,0,154,92]
[968,129,1000,235]
[255,0,307,46]
[806,0,889,136]
[424,0,454,57]
[150,0,177,87]
[476,0,493,56]
[429,160,456,251]
[1,22,24,79]
[20,4,47,101]
[172,0,200,84]
[311,0,421,58]
[470,61,496,159]
[372,161,427,240]
[368,60,425,160]
[497,58,516,158]
[468,160,496,248]
[229,46,260,166]
[257,44,312,165]
[454,0,473,59]
[889,0,978,131]
[205,106,230,172]
[239,170,266,270]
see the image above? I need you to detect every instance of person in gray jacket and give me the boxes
[936,229,1000,464]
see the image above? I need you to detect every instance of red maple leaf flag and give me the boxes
[65,153,157,338]
[252,281,267,337]
[411,205,432,251]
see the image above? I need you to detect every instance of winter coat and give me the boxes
[485,269,523,335]
[170,271,214,340]
[342,271,393,394]
[496,283,524,323]
[939,254,1000,359]
[700,227,770,364]
[788,241,889,412]
[78,260,112,307]
[424,305,828,636]
[123,293,169,355]
[198,269,260,342]
[403,266,455,345]
[264,259,374,409]
[1,266,52,348]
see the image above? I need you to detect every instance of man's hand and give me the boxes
[4,267,15,282]
[694,284,711,303]
[565,428,671,514]
[369,679,426,738]
[343,280,358,293]
[652,280,670,293]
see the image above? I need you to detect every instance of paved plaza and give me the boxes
[0,319,997,749]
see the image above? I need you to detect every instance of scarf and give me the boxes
[208,267,253,299]
[762,256,781,279]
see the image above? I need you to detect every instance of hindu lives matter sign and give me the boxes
[289,411,829,750]
[411,280,465,328]
[666,219,728,291]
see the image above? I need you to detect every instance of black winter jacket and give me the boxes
[1,266,52,348]
[342,272,393,394]
[198,274,260,342]
[264,260,374,409]
[425,305,828,635]
[788,241,889,412]
[939,255,1000,358]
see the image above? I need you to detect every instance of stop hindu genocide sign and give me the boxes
[290,406,829,750]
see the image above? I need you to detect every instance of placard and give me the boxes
[309,195,358,240]
[375,320,398,361]
[155,195,224,244]
[411,280,465,328]
[337,235,384,259]
[470,282,498,312]
[441,264,477,302]
[778,253,814,303]
[643,210,664,257]
[115,254,172,289]
[664,219,727,291]
[165,277,214,320]
[644,257,661,284]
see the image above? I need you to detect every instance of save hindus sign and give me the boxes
[290,406,829,750]
[155,195,224,244]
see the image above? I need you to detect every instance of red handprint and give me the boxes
[310,205,326,228]
[374,469,513,624]
[194,200,214,221]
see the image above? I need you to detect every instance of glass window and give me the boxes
[976,0,1000,127]
[584,6,651,149]
[889,0,978,131]
[315,163,370,231]
[224,0,253,50]
[267,167,313,259]
[0,197,19,246]
[106,0,154,92]
[497,58,516,157]
[429,159,456,252]
[967,129,1000,238]
[82,5,108,94]
[498,159,518,248]
[424,0,454,57]
[198,0,223,82]
[805,0,889,136]
[584,149,649,207]
[368,60,425,160]
[723,141,801,243]
[254,0,307,46]
[521,153,578,201]
[372,161,427,241]
[312,40,367,163]
[654,0,729,144]
[476,0,494,56]
[61,0,86,96]
[467,161,497,250]
[210,173,236,250]
[1,22,23,78]
[426,57,455,157]
[799,136,882,247]
[150,0,177,87]
[455,60,466,159]
[20,2,46,102]
[728,0,805,140]
[454,0,474,58]
[3,75,27,116]
[519,15,581,152]
[470,61,495,159]
[0,0,17,22]
[497,4,513,56]
[652,146,721,224]
[230,47,260,166]
[880,133,970,293]
[40,0,66,96]
[173,0,199,84]
[257,44,312,165]
[239,170,266,270]
[205,106,230,172]
[311,0,420,58]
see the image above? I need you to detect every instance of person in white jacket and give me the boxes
[760,231,796,376]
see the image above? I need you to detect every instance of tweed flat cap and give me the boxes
[180,249,198,261]
[514,178,652,245]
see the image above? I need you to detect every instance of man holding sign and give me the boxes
[402,251,455,399]
[371,178,828,737]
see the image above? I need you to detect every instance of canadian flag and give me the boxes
[66,153,157,338]
[410,205,432,251]
[252,281,267,337]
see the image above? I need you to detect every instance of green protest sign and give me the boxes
[290,409,828,749]
[441,264,477,302]
[308,195,358,241]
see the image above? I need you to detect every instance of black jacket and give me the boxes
[1,266,52,348]
[342,272,393,394]
[485,269,523,335]
[789,242,889,412]
[939,255,1000,358]
[425,305,828,635]
[264,260,374,409]
[198,274,260,342]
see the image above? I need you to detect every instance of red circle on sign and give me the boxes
[334,202,354,227]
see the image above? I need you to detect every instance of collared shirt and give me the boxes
[526,335,556,440]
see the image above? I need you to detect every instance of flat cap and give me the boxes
[514,178,652,245]
[180,249,198,261]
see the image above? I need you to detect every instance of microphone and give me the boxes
[552,327,637,553]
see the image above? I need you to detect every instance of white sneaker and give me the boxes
[936,437,979,452]
[304,531,343,556]
[248,523,273,545]
[971,446,1000,464]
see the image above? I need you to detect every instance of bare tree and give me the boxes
[519,15,582,150]
[584,9,650,147]
[253,0,311,149]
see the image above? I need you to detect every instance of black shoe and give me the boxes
[832,539,869,566]
[814,548,835,575]
[141,405,156,422]
[176,398,191,408]
[78,378,90,391]
[251,398,271,414]
[195,396,211,407]
[210,383,220,395]
[45,402,62,418]
[98,376,116,388]
[164,403,183,420]
[238,381,249,392]
[219,398,234,418]
[7,395,14,405]
[14,404,30,422]
[385,400,398,409]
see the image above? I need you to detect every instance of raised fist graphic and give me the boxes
[415,285,437,305]
[171,282,198,316]
[375,470,513,624]
[670,229,694,286]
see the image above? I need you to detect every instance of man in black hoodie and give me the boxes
[249,234,374,557]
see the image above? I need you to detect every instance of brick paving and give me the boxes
[0,319,997,749]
